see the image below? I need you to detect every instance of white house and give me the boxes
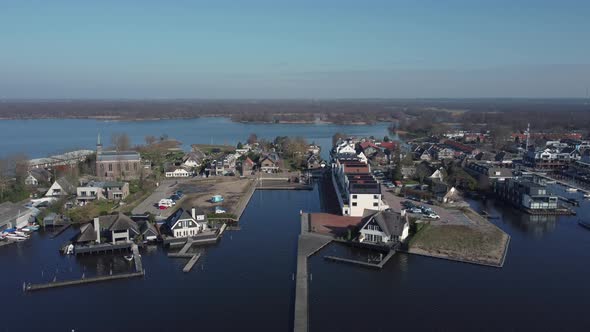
[165,167,193,178]
[336,141,357,154]
[45,177,75,197]
[359,210,409,245]
[182,151,204,168]
[429,168,445,182]
[165,208,208,238]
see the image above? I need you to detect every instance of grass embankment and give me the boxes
[408,223,508,266]
[67,201,117,223]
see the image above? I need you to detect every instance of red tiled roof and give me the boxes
[309,213,363,236]
[379,141,397,151]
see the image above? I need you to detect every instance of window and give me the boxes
[373,202,379,207]
[352,195,357,199]
[352,202,357,207]
[373,195,379,199]
[108,163,112,171]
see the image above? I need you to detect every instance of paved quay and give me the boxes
[294,213,332,332]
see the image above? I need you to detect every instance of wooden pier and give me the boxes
[24,271,144,292]
[324,250,396,269]
[182,254,201,273]
[50,224,71,239]
[75,242,133,255]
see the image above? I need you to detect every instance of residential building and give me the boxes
[524,148,572,169]
[331,158,387,217]
[164,208,208,238]
[260,154,281,173]
[465,162,514,190]
[212,154,237,175]
[241,157,256,175]
[76,181,130,204]
[165,166,193,178]
[359,210,409,246]
[45,177,75,197]
[24,168,52,186]
[182,151,205,169]
[306,154,325,170]
[75,213,140,244]
[494,176,558,211]
[95,134,141,180]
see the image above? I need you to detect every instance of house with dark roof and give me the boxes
[75,213,140,244]
[182,151,205,169]
[45,177,75,197]
[359,210,409,246]
[137,220,159,242]
[25,168,52,186]
[164,208,208,238]
[306,154,325,170]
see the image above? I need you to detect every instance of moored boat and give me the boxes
[566,188,578,193]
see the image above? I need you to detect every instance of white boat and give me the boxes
[65,244,74,255]
[566,188,577,192]
[124,254,134,261]
[15,230,28,237]
[584,194,590,199]
[4,233,29,241]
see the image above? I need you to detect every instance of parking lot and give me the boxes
[381,186,473,226]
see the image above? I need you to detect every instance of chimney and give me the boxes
[191,208,196,220]
[94,217,101,243]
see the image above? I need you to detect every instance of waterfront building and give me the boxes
[75,214,140,244]
[164,208,208,238]
[359,210,409,246]
[76,181,130,204]
[465,162,514,191]
[95,134,141,180]
[212,154,237,175]
[331,157,388,217]
[494,176,558,211]
[0,202,39,230]
[241,157,255,175]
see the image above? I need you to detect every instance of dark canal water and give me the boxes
[2,183,590,331]
[0,117,391,159]
[310,184,590,332]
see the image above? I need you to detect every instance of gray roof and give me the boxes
[365,210,407,237]
[97,214,139,234]
[138,220,158,237]
[75,223,97,243]
[97,151,140,162]
[56,177,76,194]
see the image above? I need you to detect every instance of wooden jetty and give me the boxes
[24,271,144,292]
[50,224,71,239]
[182,254,201,273]
[75,242,133,255]
[325,250,395,269]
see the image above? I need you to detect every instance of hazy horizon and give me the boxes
[1,0,589,99]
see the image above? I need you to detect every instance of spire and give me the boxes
[97,132,102,146]
[97,132,103,155]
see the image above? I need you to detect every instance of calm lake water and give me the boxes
[1,183,589,331]
[0,118,391,159]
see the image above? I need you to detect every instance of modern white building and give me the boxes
[331,157,388,217]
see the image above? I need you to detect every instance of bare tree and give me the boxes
[247,133,258,145]
[145,135,157,146]
[111,133,131,151]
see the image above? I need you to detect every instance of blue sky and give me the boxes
[0,0,589,98]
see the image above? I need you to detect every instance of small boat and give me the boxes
[65,244,74,255]
[579,220,590,230]
[566,188,577,192]
[27,224,40,231]
[123,254,134,261]
[584,194,590,199]
[4,233,29,241]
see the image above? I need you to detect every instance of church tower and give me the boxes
[97,133,103,155]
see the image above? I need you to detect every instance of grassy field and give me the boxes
[191,144,236,154]
[67,200,117,223]
[409,223,508,266]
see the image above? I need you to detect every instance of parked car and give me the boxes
[425,213,440,219]
[170,194,181,201]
